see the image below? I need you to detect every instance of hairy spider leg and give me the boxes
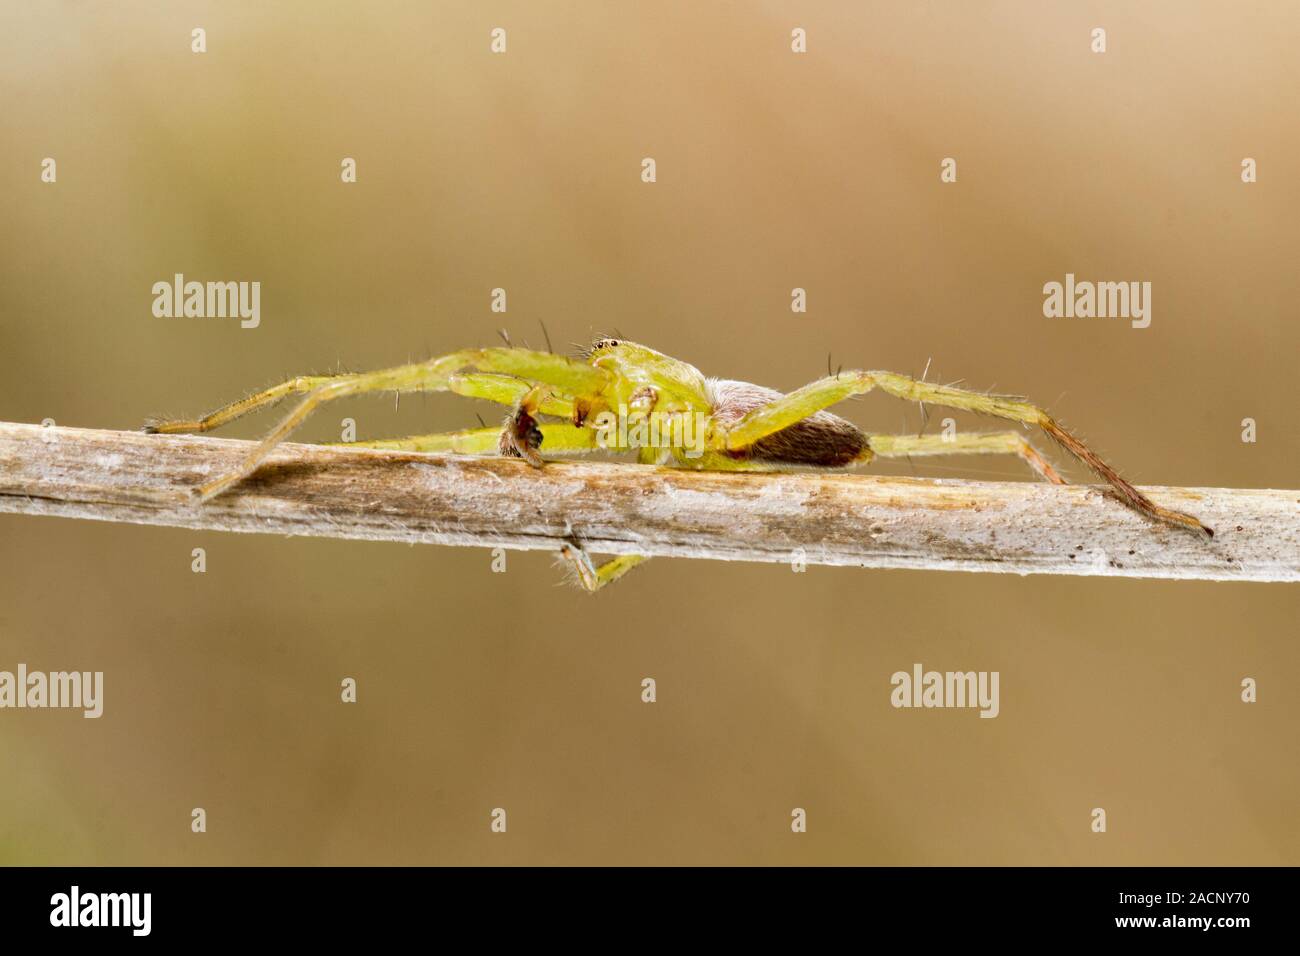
[866,432,1065,484]
[147,349,610,501]
[560,544,650,593]
[332,422,601,454]
[446,372,579,418]
[717,370,1211,536]
[144,374,336,434]
[147,349,604,435]
[333,426,503,454]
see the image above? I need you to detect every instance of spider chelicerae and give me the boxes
[145,337,1211,590]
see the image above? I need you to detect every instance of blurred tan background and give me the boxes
[1,1,1297,865]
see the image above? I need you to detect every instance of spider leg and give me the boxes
[559,543,649,593]
[146,348,607,436]
[449,372,578,418]
[716,370,1211,536]
[325,375,588,453]
[164,349,607,502]
[191,373,402,500]
[331,422,599,454]
[866,431,1066,484]
[144,374,338,434]
[331,425,503,454]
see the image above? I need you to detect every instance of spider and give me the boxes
[145,337,1211,590]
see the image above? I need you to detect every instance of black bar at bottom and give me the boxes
[0,866,1281,942]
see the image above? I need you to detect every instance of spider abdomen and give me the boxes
[706,379,870,467]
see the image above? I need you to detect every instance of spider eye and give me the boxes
[593,338,620,351]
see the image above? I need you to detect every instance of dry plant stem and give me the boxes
[0,423,1296,582]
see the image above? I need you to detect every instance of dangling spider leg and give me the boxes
[559,542,650,593]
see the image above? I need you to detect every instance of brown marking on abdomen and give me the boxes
[710,379,870,468]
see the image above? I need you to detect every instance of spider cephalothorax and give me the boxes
[145,337,1211,590]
